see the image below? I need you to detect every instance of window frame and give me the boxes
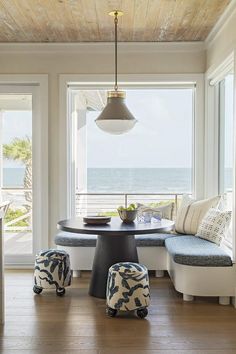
[206,52,235,258]
[59,73,205,219]
[0,75,48,267]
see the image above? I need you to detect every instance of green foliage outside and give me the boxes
[145,200,174,208]
[99,211,119,217]
[99,199,177,217]
[3,136,32,232]
[3,136,32,164]
[4,208,29,227]
[3,136,32,208]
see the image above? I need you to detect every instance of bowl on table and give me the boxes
[83,216,111,225]
[118,209,138,223]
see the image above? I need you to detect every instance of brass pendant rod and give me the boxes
[114,11,118,91]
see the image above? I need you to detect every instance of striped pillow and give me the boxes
[175,195,221,235]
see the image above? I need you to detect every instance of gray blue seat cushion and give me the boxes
[165,235,232,267]
[55,232,97,247]
[55,232,177,247]
[135,233,177,246]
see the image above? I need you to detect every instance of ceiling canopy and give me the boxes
[0,0,231,42]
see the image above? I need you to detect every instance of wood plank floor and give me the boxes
[1,270,236,354]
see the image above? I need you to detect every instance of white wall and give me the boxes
[0,42,205,247]
[206,10,236,71]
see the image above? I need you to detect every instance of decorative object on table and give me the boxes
[117,204,137,223]
[137,202,174,220]
[137,210,152,224]
[196,208,232,246]
[137,206,162,224]
[106,262,150,318]
[83,216,111,225]
[33,249,72,296]
[95,10,137,135]
[175,194,221,235]
[151,210,162,223]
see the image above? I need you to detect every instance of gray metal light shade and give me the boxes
[95,91,137,135]
[95,11,137,135]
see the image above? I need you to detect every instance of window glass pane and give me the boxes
[219,74,234,206]
[86,89,193,193]
[219,74,234,245]
[0,95,32,255]
[73,88,193,215]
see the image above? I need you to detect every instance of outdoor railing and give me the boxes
[1,189,188,230]
[1,188,32,232]
[75,192,185,217]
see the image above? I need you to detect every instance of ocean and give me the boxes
[87,168,192,193]
[3,167,233,193]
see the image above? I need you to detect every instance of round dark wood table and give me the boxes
[57,217,174,299]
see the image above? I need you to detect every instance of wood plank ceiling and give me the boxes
[0,0,231,42]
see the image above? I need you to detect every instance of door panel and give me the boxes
[0,85,41,264]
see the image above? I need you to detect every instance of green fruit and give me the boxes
[118,206,124,211]
[129,203,136,210]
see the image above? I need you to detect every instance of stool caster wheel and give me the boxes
[137,308,148,319]
[33,285,42,295]
[106,307,117,317]
[56,287,65,296]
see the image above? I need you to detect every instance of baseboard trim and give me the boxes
[4,264,34,269]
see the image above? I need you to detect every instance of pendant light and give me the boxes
[95,10,137,135]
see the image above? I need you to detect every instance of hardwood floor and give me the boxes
[1,270,236,353]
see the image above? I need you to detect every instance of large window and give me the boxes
[219,74,234,198]
[219,73,234,245]
[70,87,194,215]
[86,89,193,193]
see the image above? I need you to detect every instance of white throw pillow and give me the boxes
[175,195,220,235]
[137,202,174,220]
[196,208,232,245]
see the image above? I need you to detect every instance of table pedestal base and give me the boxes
[89,234,138,299]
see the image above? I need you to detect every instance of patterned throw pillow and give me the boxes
[196,208,232,246]
[137,202,175,220]
[175,194,220,235]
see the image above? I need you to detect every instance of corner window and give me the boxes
[219,73,234,245]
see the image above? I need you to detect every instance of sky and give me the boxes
[1,79,234,171]
[2,110,32,168]
[86,89,193,168]
[223,74,234,168]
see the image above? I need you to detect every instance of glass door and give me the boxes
[0,85,40,265]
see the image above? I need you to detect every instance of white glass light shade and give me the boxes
[96,119,136,135]
[95,94,137,135]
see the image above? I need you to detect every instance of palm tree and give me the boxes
[3,136,32,208]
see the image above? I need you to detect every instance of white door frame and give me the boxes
[0,75,48,266]
[59,73,204,220]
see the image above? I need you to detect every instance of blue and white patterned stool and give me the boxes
[106,262,150,318]
[33,249,72,296]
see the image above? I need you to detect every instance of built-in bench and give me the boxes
[55,231,235,305]
[55,231,176,247]
[165,235,232,267]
